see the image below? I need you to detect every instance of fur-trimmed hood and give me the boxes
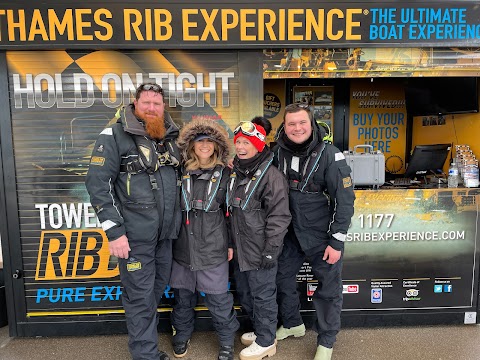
[177,118,230,164]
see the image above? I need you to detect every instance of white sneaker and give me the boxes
[241,332,257,346]
[239,341,276,360]
[241,333,277,347]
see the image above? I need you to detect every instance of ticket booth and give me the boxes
[1,1,480,337]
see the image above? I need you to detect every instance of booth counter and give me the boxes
[1,0,480,337]
[298,187,480,327]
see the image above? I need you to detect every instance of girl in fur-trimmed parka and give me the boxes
[170,118,239,360]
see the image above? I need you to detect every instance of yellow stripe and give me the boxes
[27,309,127,317]
[27,306,242,318]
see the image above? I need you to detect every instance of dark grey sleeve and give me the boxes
[85,127,125,241]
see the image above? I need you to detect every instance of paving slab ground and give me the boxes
[1,324,480,360]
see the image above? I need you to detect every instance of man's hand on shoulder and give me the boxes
[108,235,131,259]
[323,245,341,265]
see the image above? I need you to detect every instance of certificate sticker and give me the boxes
[371,288,382,303]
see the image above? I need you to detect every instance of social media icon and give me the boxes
[371,288,382,303]
[434,285,443,293]
[343,284,359,294]
[444,284,453,293]
[406,289,419,297]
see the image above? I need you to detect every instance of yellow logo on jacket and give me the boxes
[343,176,352,188]
[90,156,105,166]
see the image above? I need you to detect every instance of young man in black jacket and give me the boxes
[273,103,355,360]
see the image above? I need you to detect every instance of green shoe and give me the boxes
[275,324,306,340]
[313,345,333,360]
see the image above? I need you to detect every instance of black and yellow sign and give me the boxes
[1,2,480,48]
[35,229,118,281]
[11,49,245,316]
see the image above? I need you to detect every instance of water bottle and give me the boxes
[464,164,479,188]
[448,162,459,188]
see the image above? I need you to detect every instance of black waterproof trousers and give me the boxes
[118,238,172,360]
[171,288,239,346]
[276,234,343,349]
[234,262,278,347]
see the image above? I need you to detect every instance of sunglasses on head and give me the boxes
[233,121,265,141]
[137,83,164,94]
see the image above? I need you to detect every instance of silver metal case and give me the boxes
[344,145,385,189]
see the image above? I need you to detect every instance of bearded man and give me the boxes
[86,83,182,360]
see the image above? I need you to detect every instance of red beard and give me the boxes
[135,109,166,139]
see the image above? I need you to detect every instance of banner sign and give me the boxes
[0,2,480,49]
[299,188,479,312]
[349,79,407,174]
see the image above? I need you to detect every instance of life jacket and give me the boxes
[119,133,181,238]
[121,135,180,174]
[276,141,326,194]
[181,165,225,213]
[226,157,273,212]
[120,134,181,191]
[180,165,225,225]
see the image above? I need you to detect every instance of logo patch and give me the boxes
[97,144,104,153]
[126,261,142,272]
[90,156,105,166]
[343,176,352,188]
[139,145,152,163]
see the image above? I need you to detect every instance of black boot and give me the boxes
[173,339,190,358]
[218,345,234,360]
[159,350,171,360]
